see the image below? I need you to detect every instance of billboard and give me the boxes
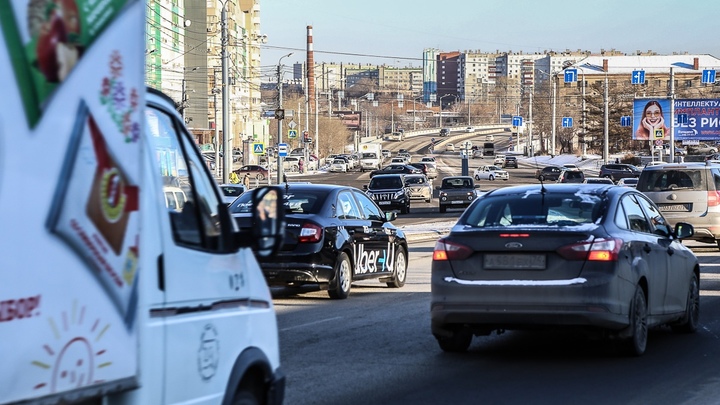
[674,99,720,141]
[334,110,362,130]
[633,98,720,141]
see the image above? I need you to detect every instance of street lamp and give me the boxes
[276,52,293,184]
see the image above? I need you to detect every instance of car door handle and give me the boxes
[643,244,652,253]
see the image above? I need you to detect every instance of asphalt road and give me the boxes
[274,239,720,405]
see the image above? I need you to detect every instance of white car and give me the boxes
[404,174,433,203]
[485,134,494,141]
[329,158,348,173]
[446,143,455,152]
[390,157,406,165]
[494,155,506,165]
[466,126,474,133]
[420,156,436,164]
[617,177,639,187]
[562,163,579,170]
[473,165,509,181]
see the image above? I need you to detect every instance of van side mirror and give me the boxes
[250,186,285,257]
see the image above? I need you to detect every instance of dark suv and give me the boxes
[364,174,411,214]
[535,165,563,181]
[503,156,518,168]
[439,128,449,137]
[599,164,641,182]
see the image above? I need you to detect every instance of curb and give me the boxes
[404,230,449,243]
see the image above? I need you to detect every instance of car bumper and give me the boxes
[261,261,335,285]
[430,270,634,334]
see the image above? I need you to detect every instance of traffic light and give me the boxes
[274,109,284,120]
[303,131,311,143]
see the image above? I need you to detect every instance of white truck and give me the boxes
[358,143,383,172]
[0,2,285,404]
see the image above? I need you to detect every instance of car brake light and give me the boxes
[298,222,323,243]
[556,238,621,261]
[432,238,473,261]
[708,191,720,207]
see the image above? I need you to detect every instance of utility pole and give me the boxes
[528,90,533,157]
[669,67,675,160]
[551,74,557,157]
[221,3,230,184]
[603,74,609,165]
[276,53,293,184]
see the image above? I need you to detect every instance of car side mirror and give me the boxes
[673,222,694,240]
[249,186,285,257]
[362,184,368,190]
[385,211,397,222]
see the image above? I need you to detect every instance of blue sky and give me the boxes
[260,0,720,70]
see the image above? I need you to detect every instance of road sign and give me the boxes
[564,69,577,83]
[702,69,716,84]
[562,117,573,128]
[654,128,664,139]
[512,116,523,127]
[677,113,689,125]
[252,143,264,155]
[278,143,288,157]
[621,116,632,127]
[288,120,297,129]
[288,129,297,138]
[655,139,664,146]
[631,70,645,85]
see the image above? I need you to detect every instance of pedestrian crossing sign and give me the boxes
[288,129,298,138]
[252,143,264,155]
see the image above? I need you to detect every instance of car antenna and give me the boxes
[534,154,547,193]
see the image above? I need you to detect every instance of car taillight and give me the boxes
[432,238,473,261]
[556,237,621,261]
[298,223,323,243]
[708,191,720,207]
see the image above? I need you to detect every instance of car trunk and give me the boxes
[443,230,593,281]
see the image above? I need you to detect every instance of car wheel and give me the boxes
[291,165,299,172]
[255,173,265,181]
[474,175,481,180]
[231,388,260,405]
[622,286,648,356]
[425,197,432,203]
[387,247,407,288]
[489,175,495,181]
[328,252,352,299]
[436,328,472,353]
[672,272,700,333]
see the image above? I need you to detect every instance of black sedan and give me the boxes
[431,184,699,355]
[369,164,422,178]
[229,183,409,299]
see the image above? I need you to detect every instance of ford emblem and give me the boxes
[505,242,523,248]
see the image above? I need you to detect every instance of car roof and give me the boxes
[641,162,718,170]
[483,183,617,198]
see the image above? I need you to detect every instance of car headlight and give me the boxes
[393,190,404,199]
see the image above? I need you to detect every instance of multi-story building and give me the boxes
[145,0,268,155]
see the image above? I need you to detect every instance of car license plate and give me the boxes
[451,200,464,204]
[378,201,391,205]
[658,203,691,212]
[484,254,546,270]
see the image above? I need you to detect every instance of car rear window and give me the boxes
[637,169,705,192]
[462,192,604,228]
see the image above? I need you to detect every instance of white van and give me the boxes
[0,3,285,401]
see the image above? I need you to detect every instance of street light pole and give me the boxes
[276,52,293,184]
[221,3,231,184]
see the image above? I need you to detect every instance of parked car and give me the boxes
[234,164,269,181]
[599,163,642,182]
[446,143,455,152]
[584,177,615,185]
[557,169,585,183]
[364,174,411,214]
[218,184,246,205]
[404,174,433,203]
[689,143,718,155]
[473,165,509,181]
[369,164,423,178]
[636,162,720,249]
[409,162,438,180]
[431,184,699,355]
[535,165,563,181]
[229,183,408,299]
[503,156,518,168]
[437,176,479,213]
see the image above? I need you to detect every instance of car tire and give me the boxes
[672,272,700,333]
[256,173,265,181]
[474,175,481,180]
[328,252,352,299]
[439,205,446,213]
[387,247,407,288]
[425,197,432,203]
[436,328,472,353]
[489,175,495,181]
[622,286,648,356]
[231,388,260,405]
